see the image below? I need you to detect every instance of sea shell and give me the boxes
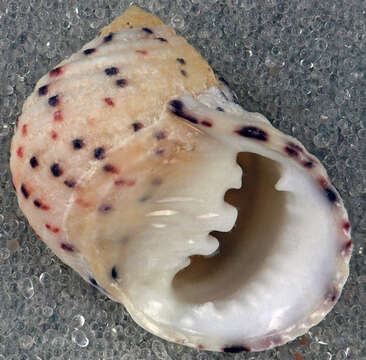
[10,6,351,353]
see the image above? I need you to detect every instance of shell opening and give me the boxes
[172,152,285,303]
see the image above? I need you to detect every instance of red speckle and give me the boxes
[75,198,92,208]
[136,50,148,55]
[51,130,58,140]
[343,221,351,232]
[16,146,24,158]
[50,66,63,77]
[61,243,74,252]
[104,97,115,106]
[45,224,60,233]
[21,125,27,137]
[201,120,212,127]
[114,179,136,186]
[293,353,303,360]
[198,344,204,350]
[53,110,63,122]
[318,177,328,188]
[341,240,352,256]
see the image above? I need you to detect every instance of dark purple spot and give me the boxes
[50,163,63,177]
[235,126,268,141]
[155,131,166,140]
[89,277,98,286]
[285,142,303,158]
[223,346,250,353]
[180,69,187,77]
[155,148,165,156]
[33,199,41,208]
[156,37,167,42]
[176,58,186,65]
[72,138,84,150]
[111,266,118,279]
[303,159,314,168]
[50,67,63,77]
[116,79,127,87]
[104,33,114,42]
[325,287,338,303]
[201,120,212,127]
[132,122,143,132]
[21,184,29,199]
[98,204,112,213]
[38,85,49,96]
[94,147,105,160]
[325,187,337,203]
[30,156,39,168]
[216,106,224,112]
[48,95,59,107]
[105,67,119,76]
[142,27,153,34]
[83,48,96,55]
[169,100,198,124]
[64,179,76,188]
[103,164,118,173]
[61,243,74,252]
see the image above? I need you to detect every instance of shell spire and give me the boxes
[10,6,351,353]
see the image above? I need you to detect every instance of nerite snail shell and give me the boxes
[10,6,351,353]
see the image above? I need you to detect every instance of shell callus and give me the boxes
[10,6,351,353]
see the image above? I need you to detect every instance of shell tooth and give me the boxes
[10,5,351,354]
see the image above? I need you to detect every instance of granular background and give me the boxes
[0,0,365,359]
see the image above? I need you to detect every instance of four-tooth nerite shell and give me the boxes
[10,6,351,353]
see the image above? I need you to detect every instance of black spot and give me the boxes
[94,147,105,160]
[325,187,337,203]
[33,200,41,208]
[20,184,29,199]
[216,106,224,112]
[48,95,59,107]
[235,126,268,141]
[285,145,298,157]
[50,163,63,177]
[176,58,186,65]
[303,160,314,168]
[151,178,163,186]
[132,122,143,132]
[89,277,98,287]
[83,48,96,55]
[139,195,151,202]
[116,79,127,87]
[142,27,153,34]
[38,85,49,96]
[103,33,114,42]
[155,131,166,140]
[180,69,187,77]
[111,266,118,279]
[30,156,39,168]
[156,37,167,42]
[72,138,84,150]
[105,67,119,76]
[61,243,74,252]
[218,76,230,87]
[223,346,250,353]
[64,179,76,188]
[169,100,198,124]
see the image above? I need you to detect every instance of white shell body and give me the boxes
[10,12,351,353]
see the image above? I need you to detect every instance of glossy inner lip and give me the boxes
[173,152,286,304]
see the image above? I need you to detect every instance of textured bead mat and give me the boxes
[0,0,365,359]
